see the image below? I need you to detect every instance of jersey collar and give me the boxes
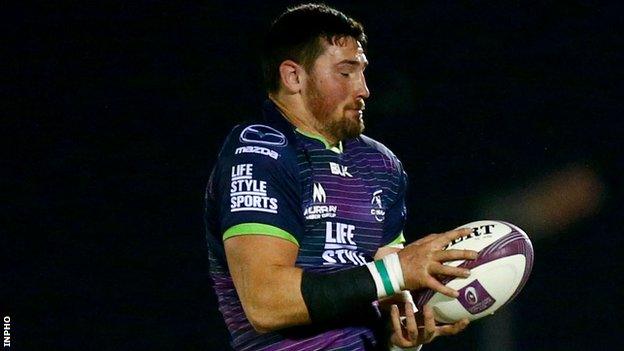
[295,128,343,153]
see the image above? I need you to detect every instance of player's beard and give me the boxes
[323,109,364,141]
[305,78,364,142]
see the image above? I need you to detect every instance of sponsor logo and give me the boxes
[322,221,367,266]
[229,163,278,213]
[239,124,287,147]
[329,162,352,177]
[445,224,496,249]
[370,189,385,222]
[235,146,280,159]
[465,287,478,305]
[458,280,496,314]
[304,183,336,220]
[312,183,326,203]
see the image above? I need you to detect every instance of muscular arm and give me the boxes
[225,236,397,333]
[225,230,476,333]
[224,235,311,333]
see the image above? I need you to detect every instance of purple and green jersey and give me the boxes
[204,100,407,350]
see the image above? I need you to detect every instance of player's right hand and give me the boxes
[389,302,470,348]
[398,228,478,297]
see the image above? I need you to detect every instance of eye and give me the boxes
[340,73,350,77]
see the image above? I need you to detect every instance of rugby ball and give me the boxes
[414,220,534,323]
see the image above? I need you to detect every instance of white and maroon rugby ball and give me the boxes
[414,220,534,323]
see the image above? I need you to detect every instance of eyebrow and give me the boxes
[337,59,368,68]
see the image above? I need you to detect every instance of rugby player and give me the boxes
[204,3,477,350]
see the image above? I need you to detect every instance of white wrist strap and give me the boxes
[365,253,405,299]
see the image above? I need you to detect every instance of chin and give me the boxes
[341,118,364,139]
[324,111,364,141]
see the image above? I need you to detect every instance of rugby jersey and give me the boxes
[204,100,408,351]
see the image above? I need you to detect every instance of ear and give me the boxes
[278,60,305,94]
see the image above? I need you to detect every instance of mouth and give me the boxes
[354,103,365,114]
[347,108,364,119]
[348,104,365,114]
[345,101,365,121]
[349,110,364,124]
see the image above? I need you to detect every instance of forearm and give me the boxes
[234,263,379,332]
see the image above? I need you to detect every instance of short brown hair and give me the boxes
[262,3,367,93]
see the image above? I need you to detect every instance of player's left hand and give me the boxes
[389,302,470,348]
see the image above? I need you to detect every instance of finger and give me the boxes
[437,318,470,336]
[379,293,409,311]
[423,304,437,343]
[460,318,470,331]
[434,228,472,248]
[430,262,471,278]
[391,333,414,349]
[433,249,478,262]
[404,301,419,343]
[390,305,413,347]
[411,233,439,246]
[426,275,459,298]
[390,304,402,335]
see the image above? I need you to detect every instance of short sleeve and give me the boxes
[381,163,408,247]
[212,125,304,246]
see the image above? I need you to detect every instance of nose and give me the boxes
[357,71,370,100]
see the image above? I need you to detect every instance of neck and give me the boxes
[268,92,338,146]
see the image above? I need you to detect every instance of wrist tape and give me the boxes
[301,266,378,324]
[300,253,406,325]
[365,252,405,299]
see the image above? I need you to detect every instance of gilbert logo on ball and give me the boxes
[415,220,534,323]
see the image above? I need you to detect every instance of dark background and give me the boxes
[6,1,622,350]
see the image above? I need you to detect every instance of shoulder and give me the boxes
[352,134,404,174]
[217,121,299,170]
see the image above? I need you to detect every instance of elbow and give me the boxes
[242,293,294,333]
[235,285,279,332]
[248,316,274,334]
[246,306,280,334]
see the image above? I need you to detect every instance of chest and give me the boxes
[296,148,391,267]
